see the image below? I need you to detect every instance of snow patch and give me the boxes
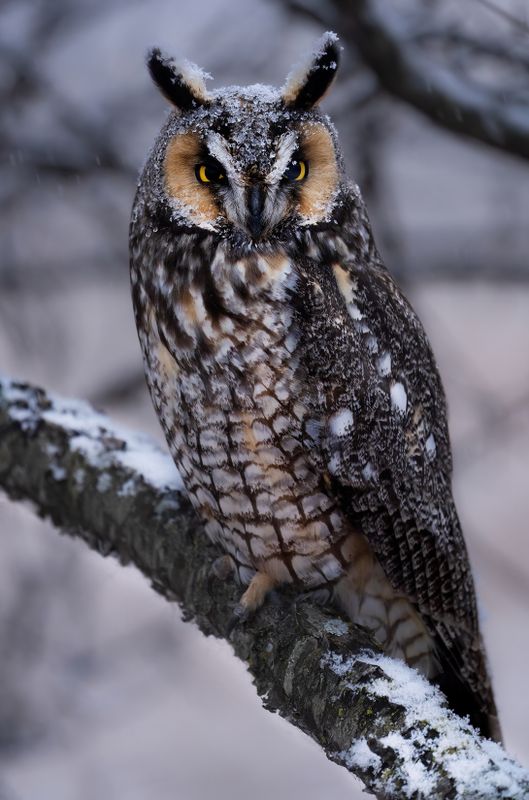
[117,447,183,492]
[321,651,356,677]
[321,650,529,799]
[380,732,436,796]
[1,377,184,495]
[322,618,349,636]
[340,737,382,772]
[97,473,112,493]
[118,477,137,497]
[49,463,67,481]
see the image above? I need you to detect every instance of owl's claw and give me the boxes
[294,586,334,609]
[226,571,279,636]
[227,602,252,635]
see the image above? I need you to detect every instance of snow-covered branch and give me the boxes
[0,376,528,800]
[332,0,529,161]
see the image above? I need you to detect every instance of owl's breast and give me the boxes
[135,248,354,588]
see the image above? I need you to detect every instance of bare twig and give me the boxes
[411,28,529,74]
[0,376,528,800]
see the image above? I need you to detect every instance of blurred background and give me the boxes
[0,0,528,797]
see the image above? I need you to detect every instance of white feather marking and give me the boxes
[332,264,364,321]
[425,433,437,459]
[366,335,379,354]
[390,382,408,415]
[329,408,354,436]
[377,352,392,377]
[362,462,377,481]
[328,452,340,475]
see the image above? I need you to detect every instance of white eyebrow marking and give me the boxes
[206,133,241,184]
[266,131,298,184]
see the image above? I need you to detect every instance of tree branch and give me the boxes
[0,376,528,799]
[333,0,529,161]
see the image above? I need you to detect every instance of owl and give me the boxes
[129,33,500,741]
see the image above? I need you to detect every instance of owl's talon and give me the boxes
[227,603,252,635]
[294,586,334,609]
[227,571,280,634]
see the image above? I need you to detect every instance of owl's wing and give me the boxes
[294,250,499,738]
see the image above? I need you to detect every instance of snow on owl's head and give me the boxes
[144,33,343,249]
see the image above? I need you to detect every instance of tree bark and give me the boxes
[0,376,527,800]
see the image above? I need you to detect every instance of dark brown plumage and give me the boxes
[129,33,500,741]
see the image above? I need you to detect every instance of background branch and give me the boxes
[330,0,529,161]
[0,376,528,799]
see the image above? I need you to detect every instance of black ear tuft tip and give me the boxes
[147,46,162,68]
[146,47,179,104]
[147,47,165,79]
[283,32,342,110]
[147,48,167,80]
[146,46,209,111]
[318,33,341,71]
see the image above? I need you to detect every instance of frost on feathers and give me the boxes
[177,58,213,96]
[282,31,339,104]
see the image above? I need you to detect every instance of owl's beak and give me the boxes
[246,184,265,240]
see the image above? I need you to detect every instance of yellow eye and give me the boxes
[284,158,308,182]
[195,161,226,184]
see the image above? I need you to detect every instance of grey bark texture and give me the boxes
[0,376,528,800]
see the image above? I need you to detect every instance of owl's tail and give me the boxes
[434,632,503,744]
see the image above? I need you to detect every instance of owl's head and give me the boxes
[143,33,343,251]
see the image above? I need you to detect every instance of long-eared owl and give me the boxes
[129,33,500,741]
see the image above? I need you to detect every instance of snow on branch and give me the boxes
[333,0,529,161]
[0,376,528,800]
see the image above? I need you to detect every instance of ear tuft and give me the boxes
[147,48,211,111]
[282,32,341,110]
